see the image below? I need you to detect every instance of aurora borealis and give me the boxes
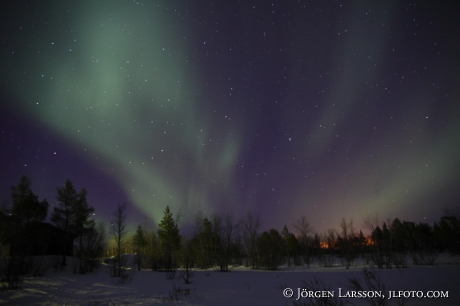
[1,1,459,233]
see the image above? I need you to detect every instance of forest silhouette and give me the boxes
[1,175,459,290]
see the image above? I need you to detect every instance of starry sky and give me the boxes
[1,0,459,234]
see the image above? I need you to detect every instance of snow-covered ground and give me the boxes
[1,254,460,305]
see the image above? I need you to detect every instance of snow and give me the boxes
[1,254,460,305]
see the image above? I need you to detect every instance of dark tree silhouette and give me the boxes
[434,208,460,254]
[157,206,181,271]
[51,179,87,266]
[240,212,261,268]
[282,225,299,267]
[132,224,147,271]
[212,213,237,272]
[110,203,128,277]
[1,176,48,289]
[294,215,314,266]
[80,221,106,272]
[72,188,94,274]
[11,175,48,231]
[192,215,217,269]
[256,229,284,270]
[9,176,48,258]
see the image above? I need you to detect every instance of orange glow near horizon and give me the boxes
[319,236,375,249]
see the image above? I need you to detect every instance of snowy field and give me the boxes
[1,254,460,305]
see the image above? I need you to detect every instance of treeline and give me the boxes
[1,176,460,289]
[131,210,460,274]
[365,214,460,268]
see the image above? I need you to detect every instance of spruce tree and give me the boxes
[73,188,94,273]
[11,175,48,230]
[9,175,48,257]
[132,224,147,271]
[197,217,215,269]
[52,179,91,266]
[157,206,181,270]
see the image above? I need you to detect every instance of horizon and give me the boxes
[1,174,456,239]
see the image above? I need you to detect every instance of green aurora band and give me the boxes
[4,2,242,224]
[2,1,460,230]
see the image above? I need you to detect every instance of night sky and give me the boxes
[1,1,459,234]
